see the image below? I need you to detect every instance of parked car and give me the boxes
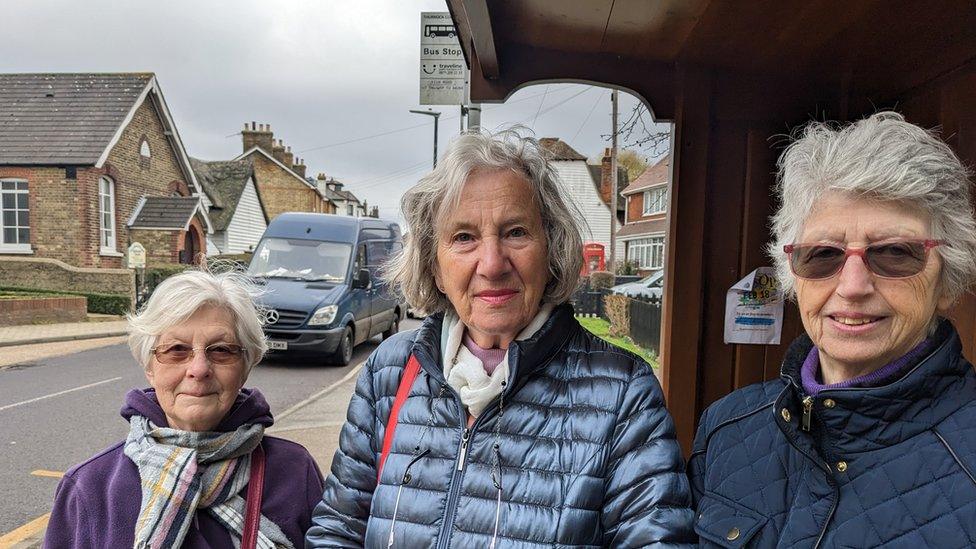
[610,270,664,299]
[247,213,403,365]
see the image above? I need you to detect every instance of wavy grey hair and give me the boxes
[383,128,584,315]
[128,269,268,374]
[769,111,976,302]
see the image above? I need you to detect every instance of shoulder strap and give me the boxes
[377,354,422,482]
[241,442,266,549]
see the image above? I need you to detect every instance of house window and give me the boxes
[642,186,667,215]
[99,177,117,252]
[0,180,30,251]
[347,204,354,216]
[139,139,151,169]
[627,236,665,269]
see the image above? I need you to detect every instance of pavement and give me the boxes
[0,317,128,348]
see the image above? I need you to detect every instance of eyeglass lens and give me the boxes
[154,344,243,365]
[790,241,928,279]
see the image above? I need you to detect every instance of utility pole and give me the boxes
[609,89,619,272]
[409,109,441,168]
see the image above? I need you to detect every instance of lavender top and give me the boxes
[801,338,933,396]
[462,333,507,375]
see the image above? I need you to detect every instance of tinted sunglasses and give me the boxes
[150,343,245,365]
[783,239,944,280]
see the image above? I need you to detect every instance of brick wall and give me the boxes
[128,229,177,267]
[250,153,331,221]
[0,256,134,297]
[0,296,87,326]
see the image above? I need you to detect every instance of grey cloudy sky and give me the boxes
[2,0,670,219]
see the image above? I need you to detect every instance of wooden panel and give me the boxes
[660,65,711,454]
[698,124,747,408]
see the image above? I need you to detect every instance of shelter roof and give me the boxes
[128,196,208,231]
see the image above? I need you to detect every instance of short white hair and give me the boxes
[127,269,268,373]
[383,127,584,315]
[769,111,976,302]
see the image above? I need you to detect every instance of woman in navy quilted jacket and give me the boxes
[689,112,976,548]
[306,129,696,547]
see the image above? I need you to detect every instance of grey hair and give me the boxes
[127,268,268,374]
[769,111,976,302]
[383,127,584,315]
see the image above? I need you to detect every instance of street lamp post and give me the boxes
[409,109,441,168]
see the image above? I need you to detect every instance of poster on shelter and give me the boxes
[724,267,784,345]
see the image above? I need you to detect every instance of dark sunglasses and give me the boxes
[784,239,944,280]
[150,343,245,365]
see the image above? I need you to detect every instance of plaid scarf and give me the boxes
[123,416,294,549]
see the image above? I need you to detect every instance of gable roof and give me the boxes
[539,137,587,161]
[236,146,320,192]
[622,155,670,195]
[190,157,266,231]
[128,196,212,232]
[312,178,346,202]
[0,73,153,165]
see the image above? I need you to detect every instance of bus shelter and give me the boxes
[446,0,976,452]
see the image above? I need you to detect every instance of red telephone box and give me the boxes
[581,242,606,275]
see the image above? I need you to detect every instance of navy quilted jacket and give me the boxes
[688,320,976,548]
[306,304,696,548]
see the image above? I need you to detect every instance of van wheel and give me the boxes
[329,326,353,366]
[383,312,400,340]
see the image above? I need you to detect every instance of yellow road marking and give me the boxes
[30,470,64,479]
[0,512,50,548]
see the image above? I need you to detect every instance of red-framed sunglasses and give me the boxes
[783,239,944,280]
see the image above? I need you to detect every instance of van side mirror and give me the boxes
[352,268,371,289]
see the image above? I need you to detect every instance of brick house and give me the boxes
[618,155,670,275]
[234,122,335,221]
[538,138,626,251]
[0,73,210,269]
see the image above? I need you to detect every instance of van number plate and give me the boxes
[268,340,288,351]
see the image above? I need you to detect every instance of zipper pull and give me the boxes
[456,428,470,471]
[801,396,813,431]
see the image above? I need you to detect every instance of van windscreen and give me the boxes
[248,238,352,282]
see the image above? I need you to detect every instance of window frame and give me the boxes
[99,176,119,255]
[626,235,666,270]
[642,185,668,216]
[0,179,32,253]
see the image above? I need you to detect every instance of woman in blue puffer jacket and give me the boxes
[306,129,696,548]
[689,112,976,547]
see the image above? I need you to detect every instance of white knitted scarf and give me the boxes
[441,303,555,417]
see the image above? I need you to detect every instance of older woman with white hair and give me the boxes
[689,112,976,547]
[306,130,695,548]
[45,270,324,549]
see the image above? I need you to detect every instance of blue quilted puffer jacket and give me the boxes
[688,320,976,548]
[306,304,696,548]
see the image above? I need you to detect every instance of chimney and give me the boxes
[292,157,307,178]
[599,147,613,205]
[241,122,274,154]
[315,173,328,195]
[369,206,379,218]
[272,139,287,164]
[283,145,294,168]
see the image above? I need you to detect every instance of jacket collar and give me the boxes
[779,319,975,452]
[410,303,577,386]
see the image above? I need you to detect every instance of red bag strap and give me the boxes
[377,354,422,482]
[241,442,266,549]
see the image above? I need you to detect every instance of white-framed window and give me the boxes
[0,179,31,252]
[642,186,667,215]
[99,176,117,253]
[627,235,665,269]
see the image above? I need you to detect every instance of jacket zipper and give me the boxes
[801,396,814,431]
[456,428,470,471]
[435,424,472,549]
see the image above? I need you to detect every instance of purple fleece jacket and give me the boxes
[43,388,324,549]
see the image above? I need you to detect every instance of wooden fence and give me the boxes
[628,296,662,354]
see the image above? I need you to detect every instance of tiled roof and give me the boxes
[539,137,587,161]
[129,197,201,230]
[189,157,257,231]
[616,218,668,239]
[0,73,153,165]
[623,154,669,195]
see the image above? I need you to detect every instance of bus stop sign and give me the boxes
[420,12,466,105]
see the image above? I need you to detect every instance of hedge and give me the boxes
[0,286,130,315]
